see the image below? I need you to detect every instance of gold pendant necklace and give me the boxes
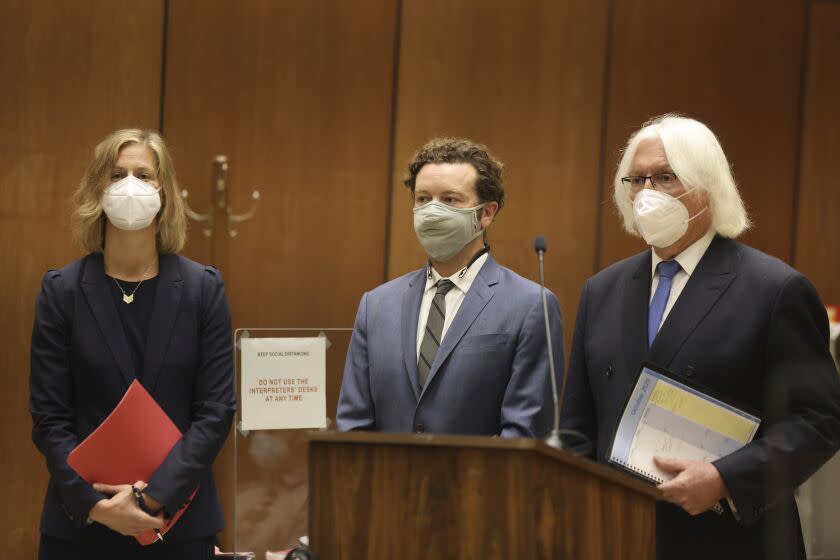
[114,277,143,304]
[112,260,156,304]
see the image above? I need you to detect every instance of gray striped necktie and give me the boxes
[417,279,456,388]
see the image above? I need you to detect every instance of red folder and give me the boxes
[68,379,196,545]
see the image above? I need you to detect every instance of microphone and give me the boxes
[534,237,593,455]
[534,236,564,449]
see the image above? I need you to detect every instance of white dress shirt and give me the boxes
[649,229,717,331]
[416,253,489,360]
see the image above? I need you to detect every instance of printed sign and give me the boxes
[240,337,327,430]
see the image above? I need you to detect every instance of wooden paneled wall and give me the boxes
[0,2,164,558]
[2,0,839,556]
[164,0,398,328]
[795,1,840,306]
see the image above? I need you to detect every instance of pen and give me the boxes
[131,485,164,542]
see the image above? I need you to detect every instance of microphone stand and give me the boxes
[535,237,593,455]
[536,243,565,450]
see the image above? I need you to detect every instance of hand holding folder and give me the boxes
[608,362,761,517]
[654,455,733,515]
[88,481,165,541]
[68,380,197,545]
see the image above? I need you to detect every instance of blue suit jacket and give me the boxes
[337,255,563,438]
[562,235,840,560]
[29,253,236,542]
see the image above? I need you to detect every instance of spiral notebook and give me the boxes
[608,362,761,513]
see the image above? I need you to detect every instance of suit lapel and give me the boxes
[622,251,652,382]
[80,253,135,388]
[419,256,499,398]
[143,254,183,392]
[402,268,426,401]
[648,236,737,367]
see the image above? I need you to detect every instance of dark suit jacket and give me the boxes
[562,235,840,560]
[29,253,236,542]
[337,255,563,437]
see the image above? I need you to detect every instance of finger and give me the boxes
[93,483,126,495]
[657,485,690,509]
[657,471,688,497]
[134,510,165,530]
[657,478,681,499]
[657,478,675,492]
[654,456,690,473]
[115,513,163,536]
[132,480,148,491]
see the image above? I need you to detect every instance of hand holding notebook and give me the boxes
[654,456,732,515]
[608,362,761,515]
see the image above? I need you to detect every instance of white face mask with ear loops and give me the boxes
[102,175,162,231]
[633,189,707,248]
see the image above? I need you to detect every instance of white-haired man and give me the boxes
[561,114,840,559]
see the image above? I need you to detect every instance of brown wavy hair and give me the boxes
[71,129,186,253]
[404,137,505,212]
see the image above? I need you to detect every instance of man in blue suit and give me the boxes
[337,138,562,438]
[561,114,840,559]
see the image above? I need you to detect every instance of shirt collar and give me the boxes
[425,252,490,294]
[651,228,716,278]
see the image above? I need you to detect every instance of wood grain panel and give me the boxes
[0,1,163,556]
[309,432,656,559]
[598,0,808,268]
[163,0,397,551]
[387,0,611,354]
[531,453,655,558]
[795,1,840,306]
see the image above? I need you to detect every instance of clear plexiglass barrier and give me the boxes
[230,328,352,559]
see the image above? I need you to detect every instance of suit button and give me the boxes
[684,365,695,377]
[415,423,425,433]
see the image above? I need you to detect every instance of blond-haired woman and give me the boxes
[30,129,235,559]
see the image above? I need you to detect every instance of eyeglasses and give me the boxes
[621,172,681,192]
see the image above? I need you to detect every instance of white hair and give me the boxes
[613,114,750,238]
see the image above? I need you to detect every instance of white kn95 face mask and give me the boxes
[102,175,162,231]
[632,188,707,248]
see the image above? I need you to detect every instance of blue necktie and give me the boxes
[648,260,681,346]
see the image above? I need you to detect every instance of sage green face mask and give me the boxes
[413,201,485,262]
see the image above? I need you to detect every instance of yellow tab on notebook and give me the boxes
[649,380,755,443]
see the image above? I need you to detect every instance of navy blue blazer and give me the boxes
[29,253,236,541]
[337,255,563,438]
[562,235,840,560]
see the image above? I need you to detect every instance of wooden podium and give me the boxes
[308,431,657,559]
